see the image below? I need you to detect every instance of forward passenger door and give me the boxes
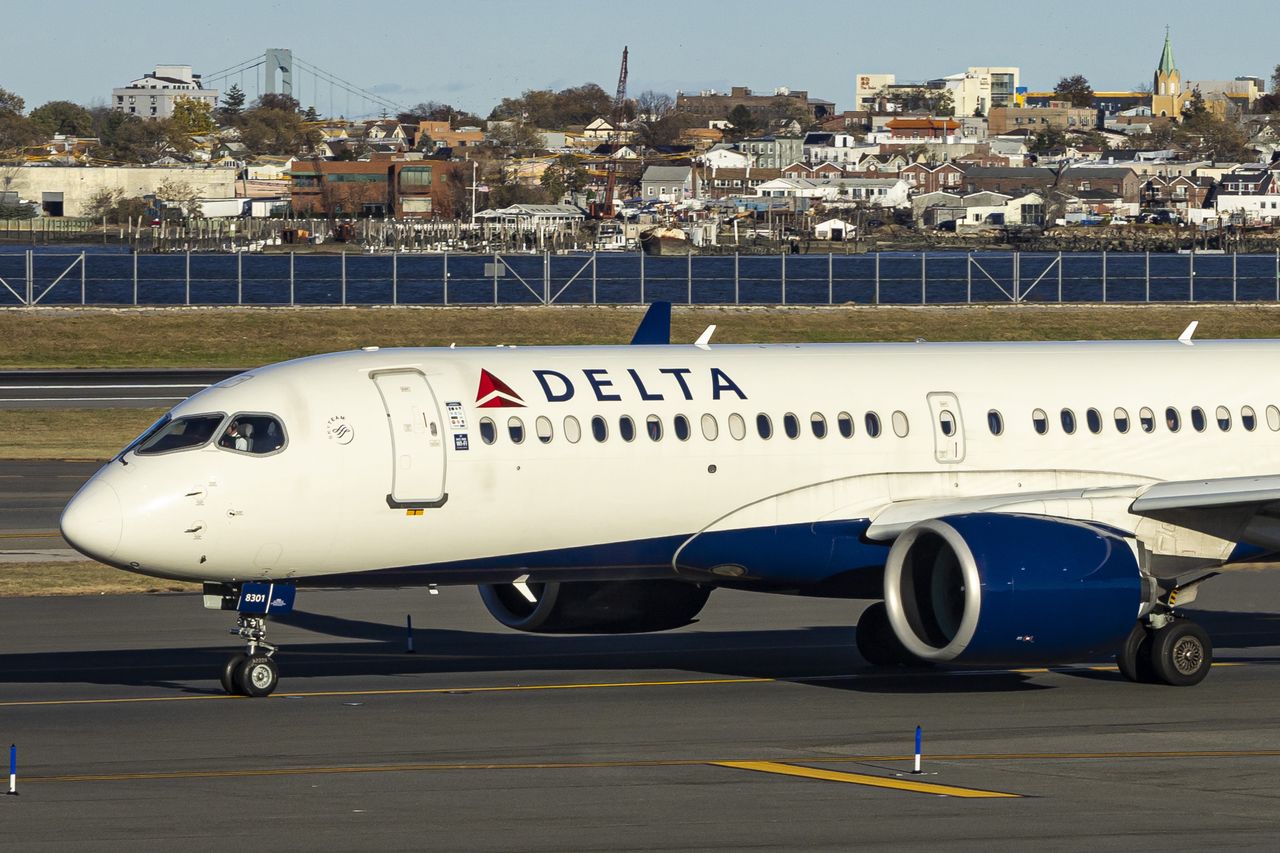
[927,392,966,464]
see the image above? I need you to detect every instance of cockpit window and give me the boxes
[116,413,172,460]
[136,414,225,455]
[217,414,286,455]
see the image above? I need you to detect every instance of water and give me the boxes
[1,246,1277,306]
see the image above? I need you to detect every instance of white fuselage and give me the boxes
[61,340,1280,587]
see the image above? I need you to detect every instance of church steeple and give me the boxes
[1152,27,1182,118]
[1157,26,1177,77]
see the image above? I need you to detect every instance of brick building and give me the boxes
[290,156,466,218]
[988,101,1097,135]
[676,86,835,122]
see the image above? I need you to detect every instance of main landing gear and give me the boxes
[220,614,280,697]
[1116,571,1217,687]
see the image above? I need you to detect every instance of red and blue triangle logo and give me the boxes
[476,369,525,408]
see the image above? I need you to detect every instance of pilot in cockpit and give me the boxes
[220,420,249,452]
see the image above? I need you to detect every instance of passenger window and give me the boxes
[563,415,581,443]
[987,410,1003,436]
[1086,408,1102,434]
[619,415,636,442]
[535,416,553,444]
[1268,405,1280,431]
[507,416,525,444]
[756,413,773,439]
[479,417,496,445]
[728,413,746,440]
[646,415,663,441]
[1190,407,1206,432]
[1061,408,1076,435]
[837,411,854,438]
[1165,407,1180,432]
[1140,407,1155,433]
[939,411,956,437]
[1032,408,1048,435]
[810,412,827,438]
[1243,406,1258,431]
[140,413,224,455]
[591,415,608,442]
[783,412,800,439]
[892,410,909,437]
[701,413,719,440]
[674,414,691,441]
[1216,406,1231,431]
[865,412,882,438]
[1114,407,1130,433]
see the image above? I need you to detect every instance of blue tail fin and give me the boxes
[630,301,671,345]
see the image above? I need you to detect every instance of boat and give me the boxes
[639,226,690,256]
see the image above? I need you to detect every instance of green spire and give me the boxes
[1158,27,1176,76]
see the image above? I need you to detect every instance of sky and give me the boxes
[4,0,1277,118]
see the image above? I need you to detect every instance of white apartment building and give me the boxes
[940,67,1019,117]
[112,65,219,119]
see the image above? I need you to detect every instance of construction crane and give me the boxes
[597,45,629,219]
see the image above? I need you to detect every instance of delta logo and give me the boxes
[475,369,526,408]
[476,366,746,407]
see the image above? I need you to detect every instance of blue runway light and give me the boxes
[913,726,923,775]
[8,743,16,796]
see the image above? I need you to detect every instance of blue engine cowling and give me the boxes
[883,514,1151,665]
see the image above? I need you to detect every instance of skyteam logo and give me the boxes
[476,369,526,408]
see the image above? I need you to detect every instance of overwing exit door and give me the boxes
[926,392,965,463]
[372,370,448,507]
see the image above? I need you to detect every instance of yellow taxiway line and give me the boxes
[712,760,1021,798]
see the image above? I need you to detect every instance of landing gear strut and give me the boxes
[1116,571,1216,687]
[221,614,280,697]
[204,582,294,698]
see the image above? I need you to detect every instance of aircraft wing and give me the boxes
[862,474,1280,556]
[1128,474,1280,552]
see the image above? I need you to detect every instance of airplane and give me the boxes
[59,304,1279,697]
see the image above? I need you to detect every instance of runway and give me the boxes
[0,459,97,554]
[0,369,240,409]
[3,576,1280,850]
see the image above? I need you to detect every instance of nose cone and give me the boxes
[61,479,123,562]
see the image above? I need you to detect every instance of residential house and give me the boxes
[754,177,910,207]
[700,146,751,169]
[1056,165,1142,204]
[700,167,781,199]
[900,161,964,194]
[736,136,804,169]
[960,166,1057,196]
[802,132,874,167]
[1142,175,1215,211]
[678,127,724,150]
[1214,163,1280,223]
[640,165,695,201]
[416,121,485,150]
[847,153,908,177]
[884,117,961,141]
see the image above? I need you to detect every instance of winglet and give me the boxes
[630,301,672,345]
[1178,321,1198,344]
[694,325,716,350]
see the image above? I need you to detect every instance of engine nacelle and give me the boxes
[884,514,1147,665]
[479,579,711,634]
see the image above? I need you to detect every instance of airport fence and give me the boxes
[3,248,1280,307]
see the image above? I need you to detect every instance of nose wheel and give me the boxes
[221,614,280,697]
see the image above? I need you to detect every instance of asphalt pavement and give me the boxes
[2,574,1280,851]
[0,369,240,409]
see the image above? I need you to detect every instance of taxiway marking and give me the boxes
[712,760,1021,798]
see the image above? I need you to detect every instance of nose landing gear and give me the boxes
[204,582,294,698]
[220,615,280,697]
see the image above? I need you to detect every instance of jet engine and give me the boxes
[883,514,1151,665]
[479,579,711,634]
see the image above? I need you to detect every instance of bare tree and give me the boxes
[634,90,674,122]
